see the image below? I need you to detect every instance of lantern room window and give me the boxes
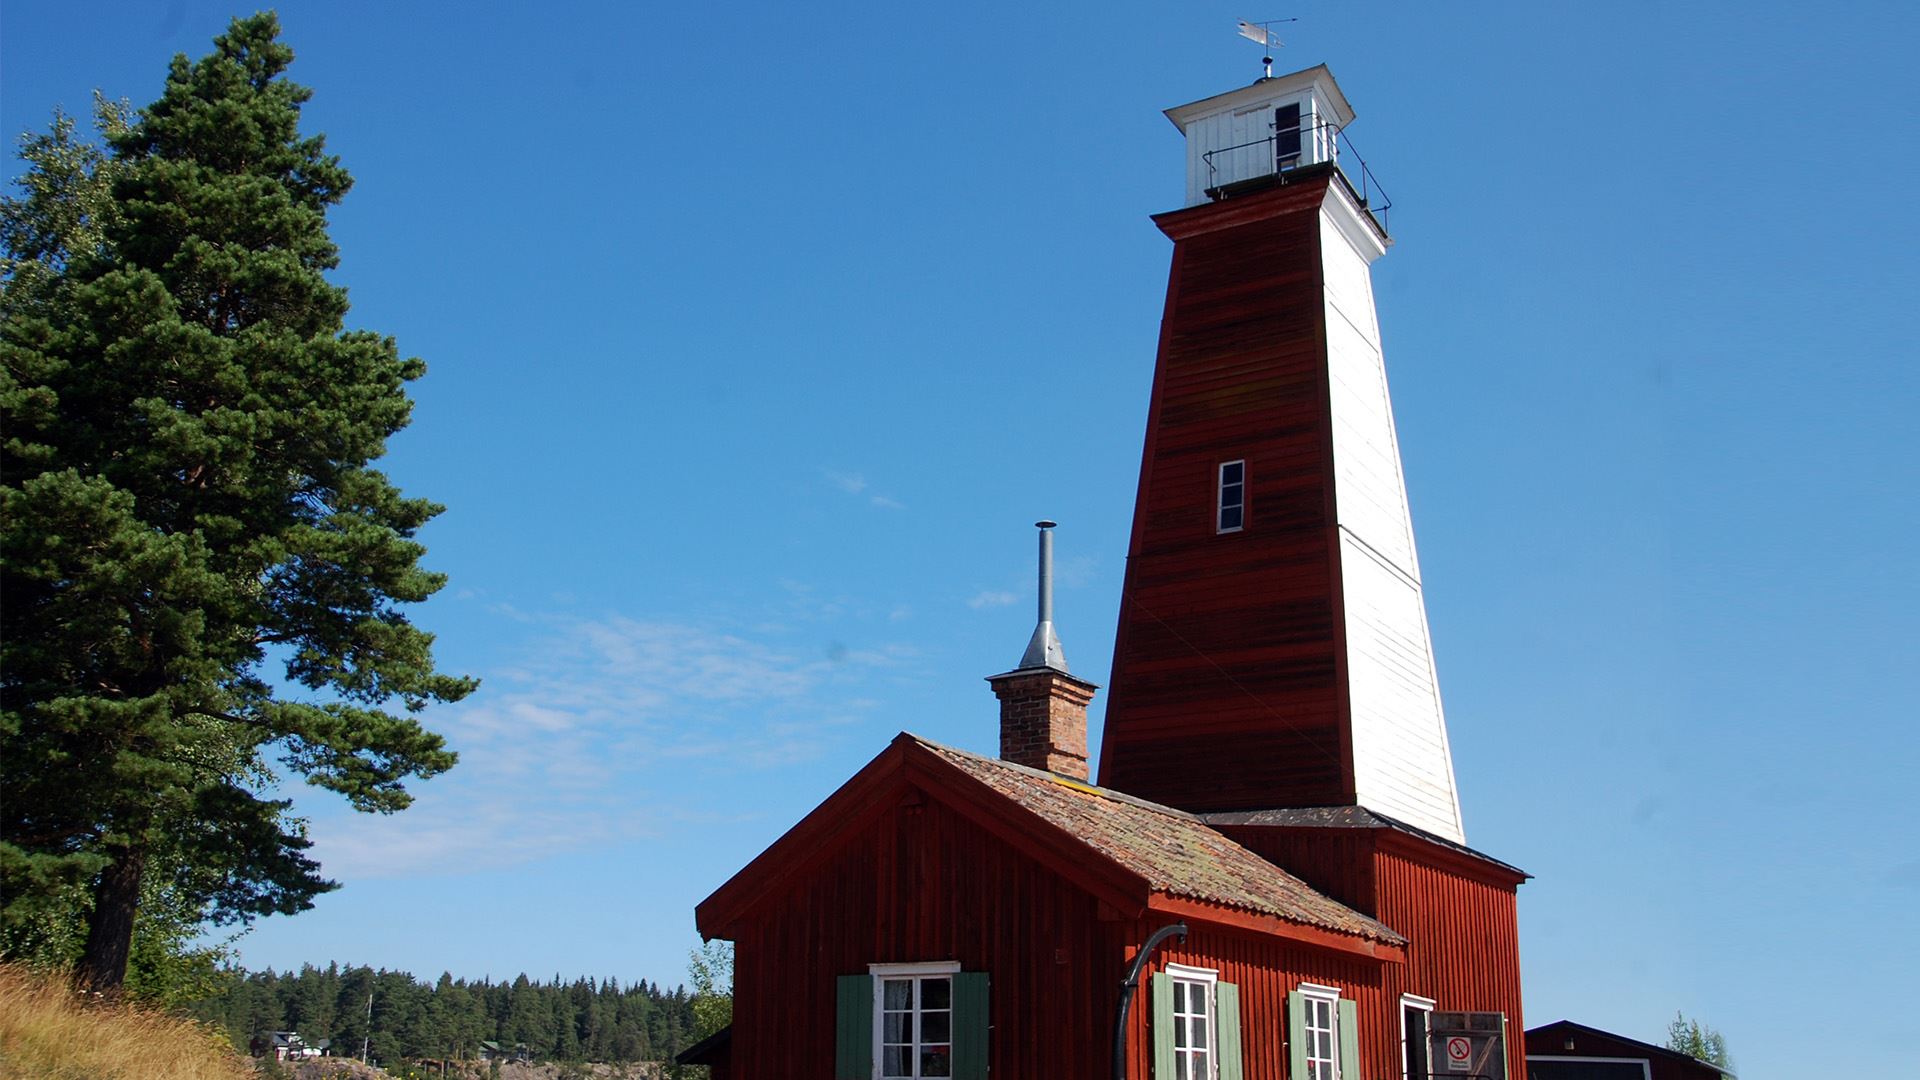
[1274,103,1303,167]
[1218,460,1246,533]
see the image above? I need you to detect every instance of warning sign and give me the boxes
[1430,1011,1507,1080]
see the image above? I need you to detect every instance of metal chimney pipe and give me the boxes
[1017,520,1068,673]
[1036,520,1055,627]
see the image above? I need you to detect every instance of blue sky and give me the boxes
[5,2,1916,1074]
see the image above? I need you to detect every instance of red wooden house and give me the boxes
[687,62,1529,1080]
[1524,1022,1728,1080]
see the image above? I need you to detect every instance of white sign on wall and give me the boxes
[1428,1011,1508,1080]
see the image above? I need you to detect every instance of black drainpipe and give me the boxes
[1112,922,1188,1080]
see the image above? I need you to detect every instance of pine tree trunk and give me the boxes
[75,843,146,995]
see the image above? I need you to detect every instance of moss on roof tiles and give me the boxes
[917,738,1404,945]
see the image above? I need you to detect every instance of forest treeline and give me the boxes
[188,964,700,1065]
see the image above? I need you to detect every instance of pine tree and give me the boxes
[1665,1011,1733,1076]
[0,12,472,993]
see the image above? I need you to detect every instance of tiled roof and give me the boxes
[917,737,1405,945]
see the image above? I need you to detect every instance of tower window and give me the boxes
[1274,103,1303,166]
[1217,461,1245,533]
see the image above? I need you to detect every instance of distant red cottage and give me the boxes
[1524,1021,1728,1080]
[687,62,1529,1080]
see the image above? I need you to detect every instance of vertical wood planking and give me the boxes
[728,793,1118,1078]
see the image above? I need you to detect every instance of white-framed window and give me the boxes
[871,961,959,1079]
[1167,963,1218,1080]
[1300,983,1341,1080]
[1400,994,1435,1080]
[1217,460,1246,533]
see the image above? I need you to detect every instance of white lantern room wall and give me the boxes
[1166,64,1357,208]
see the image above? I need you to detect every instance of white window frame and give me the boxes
[1217,460,1246,534]
[870,961,961,1080]
[1524,1057,1651,1080]
[1166,963,1220,1080]
[1299,982,1342,1080]
[1399,994,1434,1080]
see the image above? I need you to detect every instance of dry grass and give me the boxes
[0,963,253,1080]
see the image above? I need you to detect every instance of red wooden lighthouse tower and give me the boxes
[1098,64,1465,845]
[688,59,1529,1080]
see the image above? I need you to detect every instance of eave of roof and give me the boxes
[1200,805,1529,881]
[1527,1021,1733,1077]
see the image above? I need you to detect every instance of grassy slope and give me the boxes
[0,963,252,1080]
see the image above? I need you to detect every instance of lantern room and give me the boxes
[1165,63,1357,208]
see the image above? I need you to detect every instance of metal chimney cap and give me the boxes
[1017,520,1069,673]
[1035,519,1057,529]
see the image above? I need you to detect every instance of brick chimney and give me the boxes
[986,521,1097,780]
[989,667,1096,780]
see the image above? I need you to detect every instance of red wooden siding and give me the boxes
[1211,824,1379,917]
[1373,835,1528,1080]
[1118,921,1386,1080]
[1213,824,1530,1079]
[729,790,1123,1079]
[722,779,1434,1080]
[1099,175,1362,814]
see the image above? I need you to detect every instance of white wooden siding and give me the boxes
[1341,533,1464,842]
[1180,93,1333,206]
[1320,199,1465,843]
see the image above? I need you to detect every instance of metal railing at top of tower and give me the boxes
[1198,118,1393,233]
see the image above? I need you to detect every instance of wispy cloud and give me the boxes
[824,470,868,495]
[823,468,905,511]
[968,589,1019,610]
[304,611,910,879]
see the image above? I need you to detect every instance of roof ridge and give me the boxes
[902,732,1206,821]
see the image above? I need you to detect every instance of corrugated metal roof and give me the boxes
[917,737,1405,945]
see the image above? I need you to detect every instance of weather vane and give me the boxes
[1237,17,1298,79]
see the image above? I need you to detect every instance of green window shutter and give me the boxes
[836,973,873,1080]
[1151,972,1176,1079]
[952,972,990,1080]
[1286,990,1308,1080]
[1215,982,1244,1080]
[1336,998,1360,1080]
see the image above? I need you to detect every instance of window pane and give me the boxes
[922,1012,951,1043]
[1175,982,1188,1012]
[922,1045,952,1077]
[1192,1016,1208,1048]
[1176,1054,1189,1080]
[883,1013,909,1043]
[1192,989,1207,1017]
[1220,506,1243,530]
[1222,462,1243,484]
[1175,1012,1187,1048]
[884,979,912,1010]
[921,977,951,1010]
[883,1046,910,1078]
